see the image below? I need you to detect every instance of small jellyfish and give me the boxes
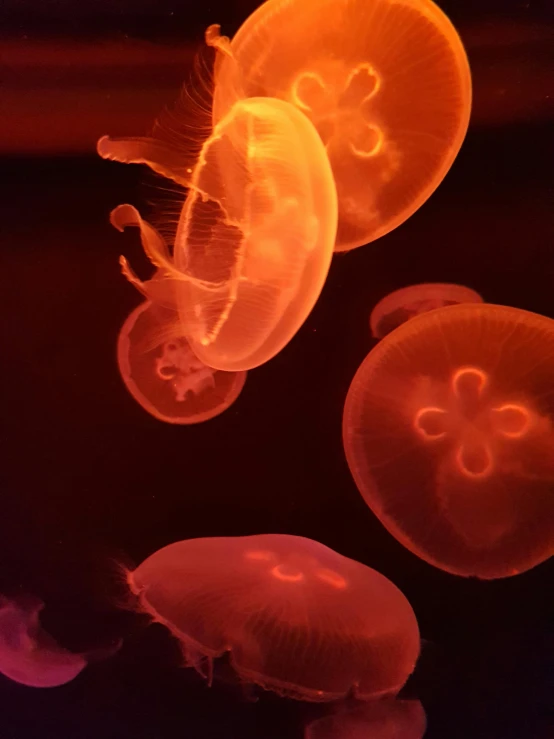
[0,595,87,688]
[125,534,420,700]
[370,283,483,339]
[98,92,338,371]
[207,0,472,251]
[305,700,426,739]
[343,303,554,579]
[117,297,246,424]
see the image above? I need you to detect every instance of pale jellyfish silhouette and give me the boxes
[117,296,246,424]
[370,284,483,339]
[305,700,426,739]
[0,595,87,688]
[343,303,554,579]
[207,0,472,251]
[98,91,338,371]
[125,534,420,700]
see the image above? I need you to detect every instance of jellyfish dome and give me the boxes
[343,303,554,579]
[370,283,483,338]
[0,596,87,688]
[207,0,472,251]
[98,94,338,372]
[117,299,246,424]
[127,534,420,701]
[305,699,426,739]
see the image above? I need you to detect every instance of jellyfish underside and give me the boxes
[99,95,337,371]
[304,699,427,739]
[207,0,472,250]
[0,596,87,688]
[370,283,484,338]
[343,303,554,578]
[127,534,420,700]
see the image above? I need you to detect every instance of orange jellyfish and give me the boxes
[126,534,420,700]
[0,595,87,688]
[343,303,554,579]
[207,0,472,251]
[98,93,338,371]
[305,700,426,739]
[117,297,246,425]
[370,283,483,339]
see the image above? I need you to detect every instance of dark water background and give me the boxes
[1,0,553,737]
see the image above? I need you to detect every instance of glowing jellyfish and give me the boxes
[126,534,420,700]
[370,283,483,339]
[207,0,472,251]
[343,303,554,579]
[117,297,246,424]
[305,700,426,739]
[0,595,87,688]
[98,93,338,371]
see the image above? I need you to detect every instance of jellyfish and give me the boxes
[117,296,247,424]
[305,699,426,739]
[98,92,338,372]
[0,595,87,688]
[370,283,483,339]
[206,0,472,251]
[125,534,420,700]
[343,303,554,579]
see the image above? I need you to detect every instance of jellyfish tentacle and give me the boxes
[97,135,194,188]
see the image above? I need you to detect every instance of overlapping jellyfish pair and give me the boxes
[344,300,554,579]
[123,534,420,701]
[98,0,472,422]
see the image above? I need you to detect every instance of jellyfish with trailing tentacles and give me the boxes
[207,0,472,251]
[125,534,420,700]
[0,595,88,688]
[98,90,338,371]
[370,283,483,339]
[305,700,426,739]
[343,303,554,579]
[117,295,246,424]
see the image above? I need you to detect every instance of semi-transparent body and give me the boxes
[127,534,420,701]
[0,596,86,688]
[370,283,483,338]
[208,0,472,251]
[305,700,426,739]
[344,304,554,578]
[98,95,338,371]
[118,300,246,424]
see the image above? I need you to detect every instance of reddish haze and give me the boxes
[127,534,420,701]
[305,700,426,739]
[344,303,554,579]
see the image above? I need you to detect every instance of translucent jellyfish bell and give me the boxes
[305,700,426,739]
[370,283,484,339]
[126,534,420,700]
[98,94,338,372]
[343,303,554,579]
[117,299,246,424]
[0,595,87,688]
[207,0,472,251]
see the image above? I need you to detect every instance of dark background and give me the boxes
[1,1,553,737]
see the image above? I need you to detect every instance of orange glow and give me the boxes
[370,283,483,339]
[128,534,419,701]
[117,300,246,424]
[343,303,554,579]
[208,0,472,251]
[0,595,87,688]
[98,93,337,371]
[305,699,426,739]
